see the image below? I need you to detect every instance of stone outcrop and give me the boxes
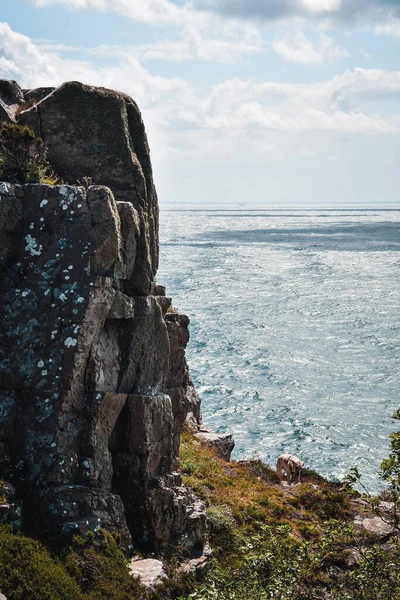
[20,81,158,296]
[128,558,166,589]
[195,430,235,461]
[0,79,24,123]
[0,80,206,556]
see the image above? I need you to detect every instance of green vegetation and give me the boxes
[0,526,81,600]
[0,122,58,184]
[0,527,144,600]
[0,412,399,599]
[177,417,400,600]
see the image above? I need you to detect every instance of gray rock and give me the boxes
[181,543,212,580]
[23,87,55,103]
[0,78,208,556]
[195,430,235,461]
[0,592,8,600]
[0,100,15,123]
[0,80,24,105]
[128,558,166,588]
[20,81,159,295]
[353,514,398,543]
[0,80,24,123]
[0,181,206,553]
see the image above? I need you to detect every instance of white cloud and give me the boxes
[193,0,400,24]
[133,24,264,64]
[31,0,187,26]
[86,21,264,65]
[1,22,399,166]
[375,20,400,39]
[272,32,349,64]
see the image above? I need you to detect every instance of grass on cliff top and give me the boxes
[178,430,400,600]
[180,429,351,543]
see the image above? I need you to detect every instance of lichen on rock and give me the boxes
[0,80,206,557]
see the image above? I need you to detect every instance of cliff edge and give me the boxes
[0,80,204,556]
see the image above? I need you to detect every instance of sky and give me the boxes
[0,0,399,207]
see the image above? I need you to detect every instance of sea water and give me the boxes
[158,209,400,491]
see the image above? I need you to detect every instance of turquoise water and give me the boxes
[158,209,400,491]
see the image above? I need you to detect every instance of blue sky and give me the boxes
[1,0,399,206]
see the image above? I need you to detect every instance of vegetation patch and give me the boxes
[177,419,400,600]
[0,122,58,184]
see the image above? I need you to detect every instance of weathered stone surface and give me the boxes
[23,87,55,103]
[195,430,235,461]
[0,101,14,123]
[155,296,172,316]
[0,79,24,123]
[20,81,159,295]
[181,543,212,580]
[0,80,24,105]
[128,558,166,588]
[0,180,206,554]
[0,592,7,600]
[0,78,207,557]
[353,514,398,543]
[164,312,201,460]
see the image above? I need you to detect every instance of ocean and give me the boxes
[158,209,400,491]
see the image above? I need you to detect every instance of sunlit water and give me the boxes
[158,209,400,491]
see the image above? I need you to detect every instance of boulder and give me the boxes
[195,430,235,461]
[0,79,24,123]
[353,514,398,544]
[128,558,166,589]
[0,80,24,105]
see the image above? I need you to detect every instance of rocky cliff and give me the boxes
[0,80,204,556]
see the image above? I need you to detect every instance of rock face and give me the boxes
[20,81,158,296]
[195,430,235,461]
[0,79,24,123]
[0,81,206,555]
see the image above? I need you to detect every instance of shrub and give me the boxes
[207,506,240,554]
[62,529,144,600]
[0,122,57,184]
[0,526,81,600]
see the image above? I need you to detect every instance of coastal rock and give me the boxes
[164,312,202,458]
[195,430,235,461]
[0,180,205,551]
[0,80,24,105]
[128,558,166,589]
[353,514,398,544]
[0,79,207,556]
[181,542,212,580]
[20,81,159,295]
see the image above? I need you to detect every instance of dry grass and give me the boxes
[180,430,352,540]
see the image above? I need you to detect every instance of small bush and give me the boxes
[0,526,81,600]
[63,529,144,600]
[0,122,57,184]
[207,506,240,554]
